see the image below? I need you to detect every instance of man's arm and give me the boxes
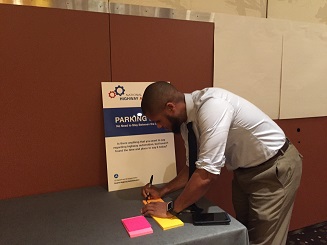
[173,168,218,213]
[141,168,218,217]
[159,165,189,196]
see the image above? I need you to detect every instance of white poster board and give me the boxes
[280,22,327,119]
[101,82,177,192]
[213,14,282,119]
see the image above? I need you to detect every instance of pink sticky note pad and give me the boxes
[121,215,153,238]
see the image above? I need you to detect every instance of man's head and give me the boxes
[141,81,186,133]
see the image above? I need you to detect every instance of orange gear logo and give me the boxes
[108,91,116,98]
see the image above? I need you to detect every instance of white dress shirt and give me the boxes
[181,88,285,174]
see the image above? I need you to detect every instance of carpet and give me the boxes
[287,221,327,244]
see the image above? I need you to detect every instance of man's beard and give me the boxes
[166,115,182,134]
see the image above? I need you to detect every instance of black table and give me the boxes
[0,186,249,244]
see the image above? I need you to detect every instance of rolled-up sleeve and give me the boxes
[195,98,234,175]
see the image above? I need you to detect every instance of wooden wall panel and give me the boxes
[276,117,327,229]
[109,14,214,92]
[0,5,111,199]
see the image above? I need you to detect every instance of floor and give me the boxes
[287,221,327,244]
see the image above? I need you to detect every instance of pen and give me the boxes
[146,175,153,202]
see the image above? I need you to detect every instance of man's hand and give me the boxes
[141,202,173,218]
[141,184,162,200]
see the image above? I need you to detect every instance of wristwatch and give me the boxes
[167,201,180,216]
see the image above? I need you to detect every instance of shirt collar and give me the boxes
[184,93,196,124]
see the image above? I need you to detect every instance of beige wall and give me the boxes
[109,0,267,17]
[213,14,327,120]
[109,0,327,24]
[2,0,327,24]
[267,0,327,24]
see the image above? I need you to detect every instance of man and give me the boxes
[140,81,302,245]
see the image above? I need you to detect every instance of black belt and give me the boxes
[274,138,290,159]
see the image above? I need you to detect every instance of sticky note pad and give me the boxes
[121,215,153,238]
[143,198,184,230]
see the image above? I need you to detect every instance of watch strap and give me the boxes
[168,209,180,216]
[167,201,180,216]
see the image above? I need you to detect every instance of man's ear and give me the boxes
[165,102,175,113]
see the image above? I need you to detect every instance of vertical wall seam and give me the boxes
[278,35,284,119]
[108,7,113,82]
[266,0,269,18]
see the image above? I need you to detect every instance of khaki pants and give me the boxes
[233,143,302,245]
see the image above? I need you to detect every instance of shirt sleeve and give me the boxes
[195,98,235,175]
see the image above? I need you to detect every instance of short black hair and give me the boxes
[141,81,182,115]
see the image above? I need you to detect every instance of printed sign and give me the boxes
[101,82,177,192]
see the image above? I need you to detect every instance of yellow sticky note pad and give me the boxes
[152,215,184,230]
[143,198,184,230]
